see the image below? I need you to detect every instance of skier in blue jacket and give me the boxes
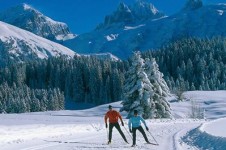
[128,110,150,147]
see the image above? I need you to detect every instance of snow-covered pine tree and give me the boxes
[121,51,154,119]
[145,58,171,118]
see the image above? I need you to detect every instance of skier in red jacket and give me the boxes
[104,105,128,144]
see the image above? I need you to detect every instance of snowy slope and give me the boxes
[0,21,77,65]
[200,118,226,138]
[0,91,226,150]
[83,53,121,62]
[170,91,226,119]
[64,3,226,59]
[0,3,76,41]
[182,117,226,150]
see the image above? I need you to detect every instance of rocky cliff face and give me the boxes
[96,1,164,29]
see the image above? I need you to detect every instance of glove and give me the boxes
[106,123,108,128]
[121,122,124,126]
[129,129,132,133]
[146,126,149,131]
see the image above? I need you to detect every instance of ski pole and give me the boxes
[147,130,159,145]
[123,126,133,140]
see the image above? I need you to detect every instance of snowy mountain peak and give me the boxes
[22,3,38,12]
[131,0,164,20]
[22,3,32,10]
[0,3,76,41]
[103,2,133,26]
[96,1,164,29]
[117,2,131,13]
[0,21,78,66]
[20,3,67,26]
[133,0,159,14]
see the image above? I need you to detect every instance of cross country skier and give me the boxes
[104,105,129,144]
[128,110,151,147]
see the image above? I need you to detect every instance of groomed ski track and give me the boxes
[3,117,202,150]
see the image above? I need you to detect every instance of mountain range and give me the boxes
[0,0,226,60]
[63,1,226,59]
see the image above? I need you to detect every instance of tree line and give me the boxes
[143,37,226,92]
[0,37,225,113]
[0,56,127,113]
[0,83,64,113]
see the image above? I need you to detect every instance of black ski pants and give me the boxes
[132,126,149,145]
[109,122,127,142]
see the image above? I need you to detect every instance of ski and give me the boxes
[146,142,159,146]
[44,140,99,145]
[130,143,158,147]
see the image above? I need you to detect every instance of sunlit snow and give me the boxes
[0,21,77,59]
[0,91,226,150]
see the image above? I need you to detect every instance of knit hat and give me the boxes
[134,110,138,114]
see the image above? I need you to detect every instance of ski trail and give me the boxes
[20,143,61,150]
[146,120,203,150]
[2,120,204,150]
[20,131,107,150]
[173,125,200,150]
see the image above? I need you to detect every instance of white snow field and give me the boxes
[0,91,226,150]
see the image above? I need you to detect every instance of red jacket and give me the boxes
[105,110,123,124]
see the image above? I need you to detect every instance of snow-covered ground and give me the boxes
[0,91,226,150]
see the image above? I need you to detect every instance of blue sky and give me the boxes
[0,0,225,34]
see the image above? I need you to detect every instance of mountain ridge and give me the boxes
[0,3,76,41]
[96,0,164,30]
[63,2,226,59]
[0,21,78,66]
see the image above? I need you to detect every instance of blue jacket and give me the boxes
[128,116,147,129]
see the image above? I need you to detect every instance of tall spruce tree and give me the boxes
[121,52,171,119]
[145,58,171,118]
[121,51,154,119]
